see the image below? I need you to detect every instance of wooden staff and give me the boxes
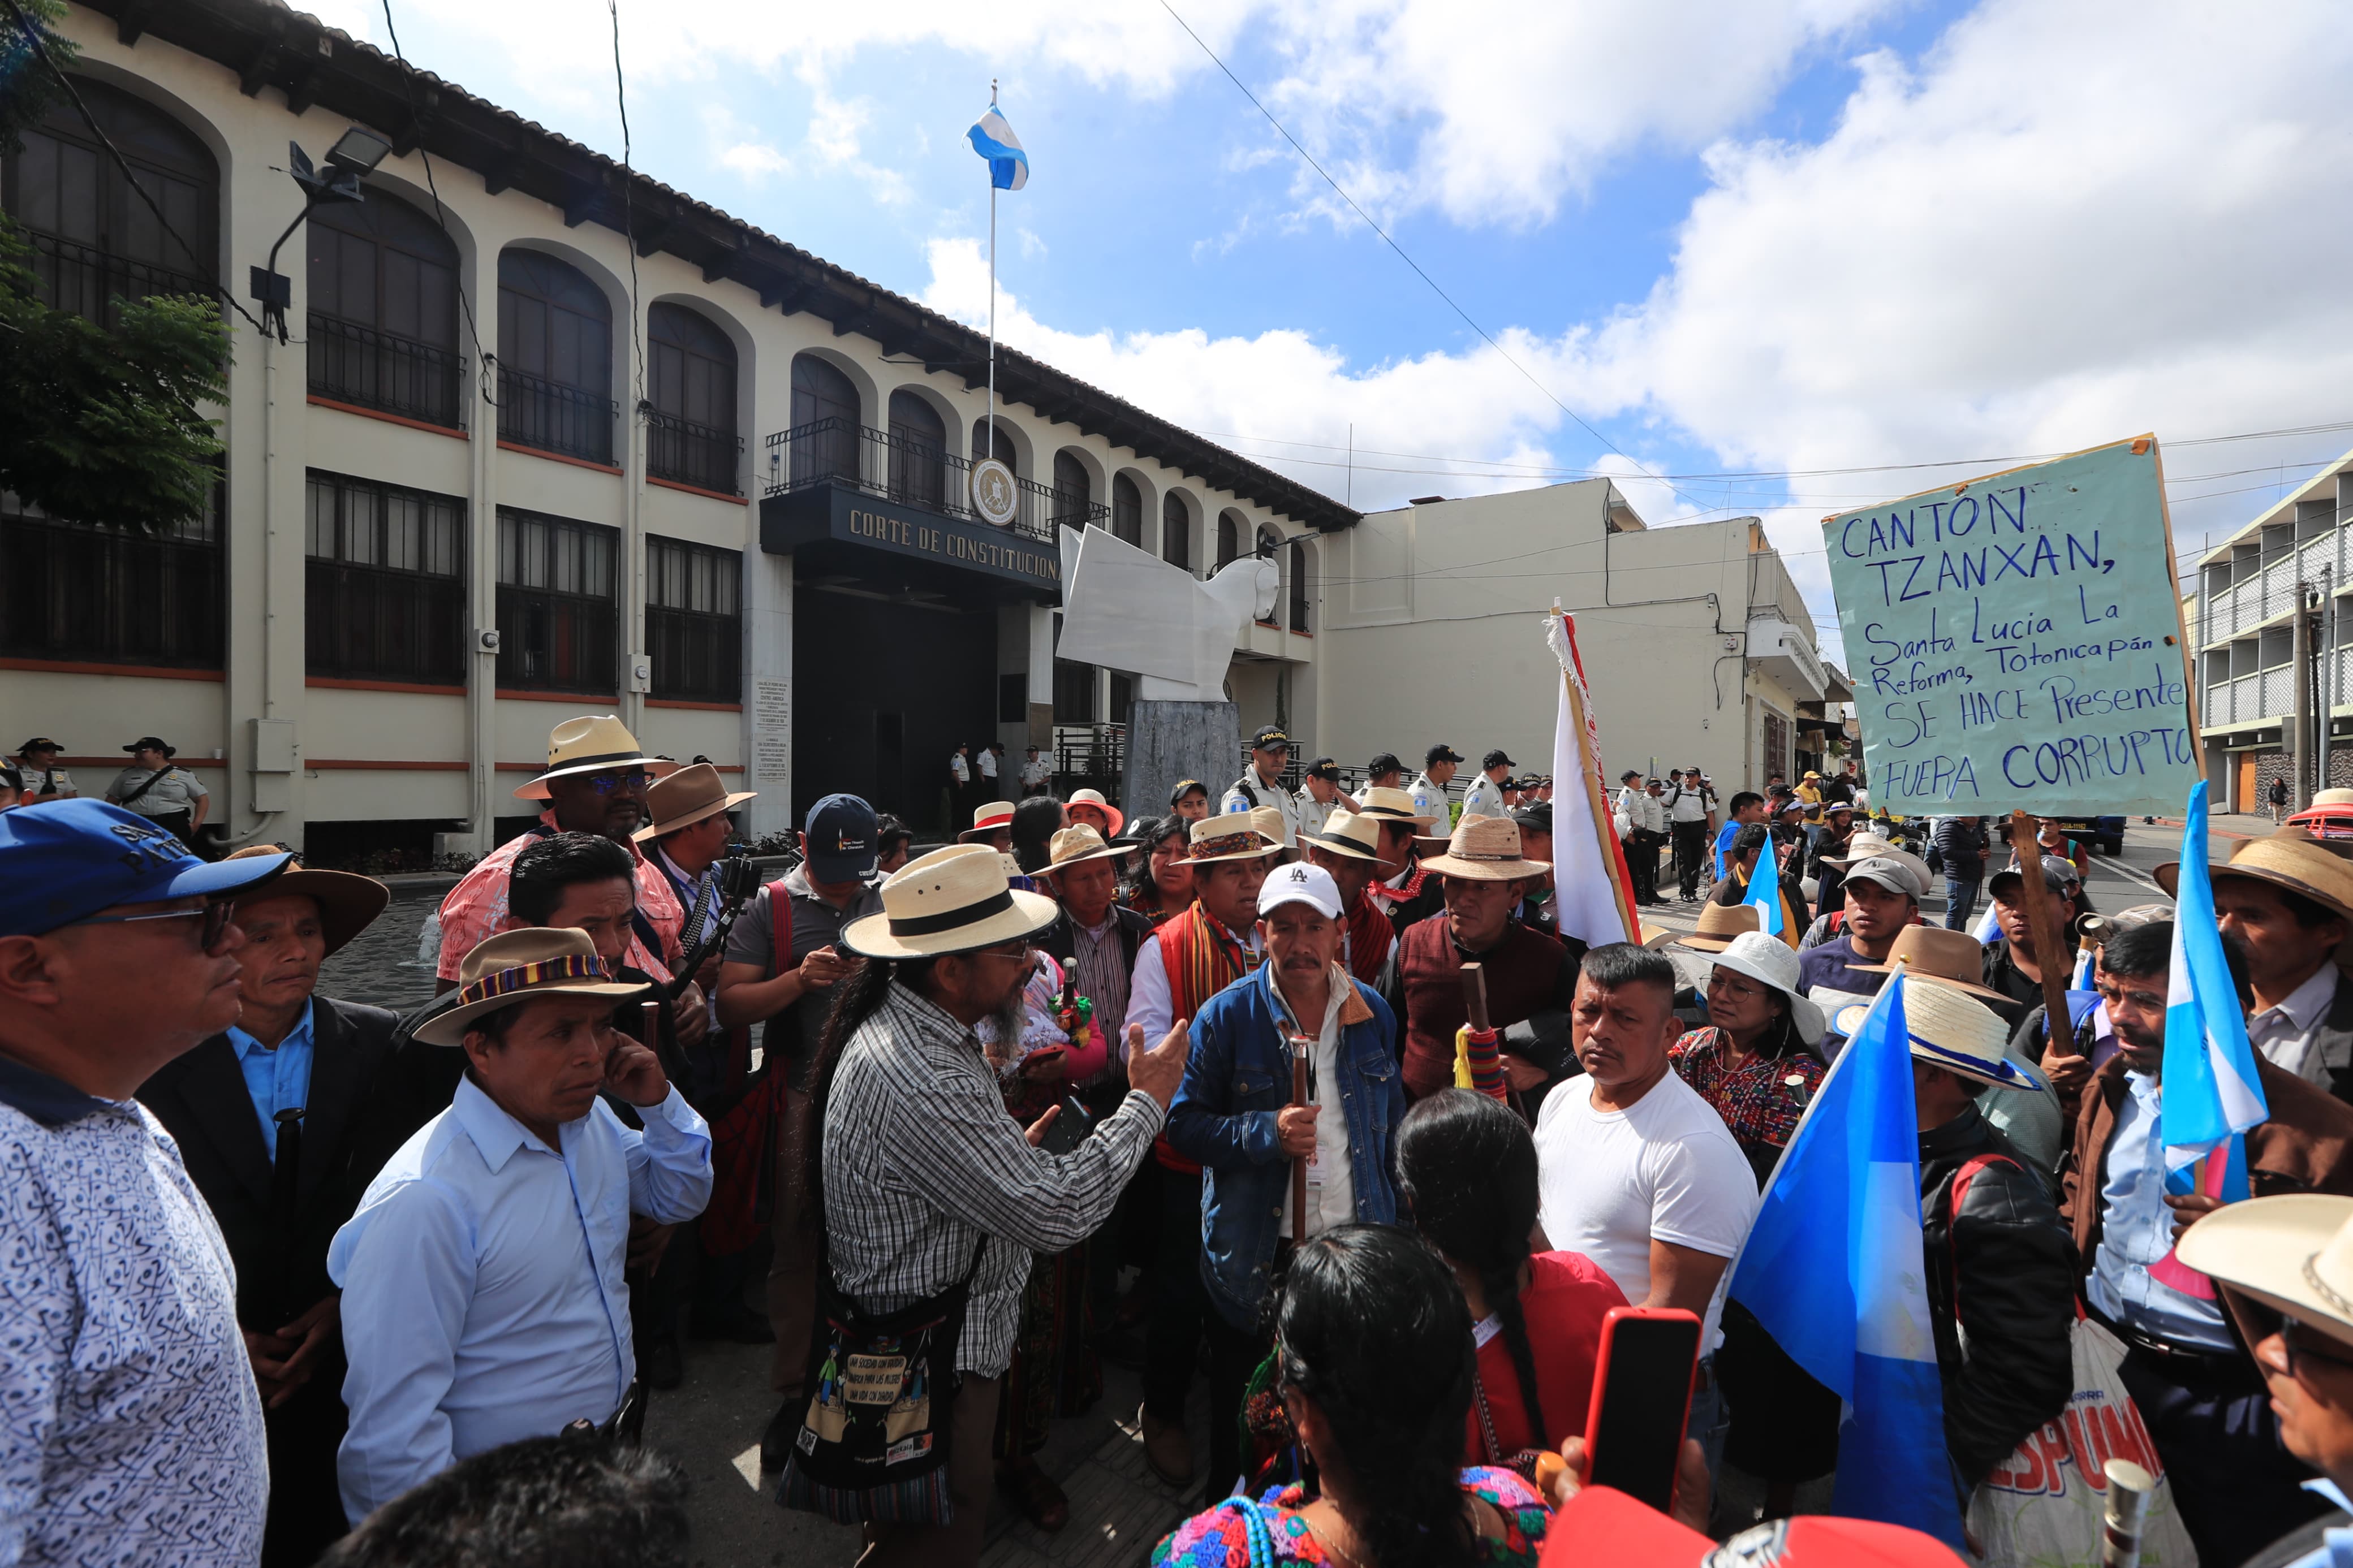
[1461,961,1492,1035]
[2008,810,2078,1052]
[1288,1033,1311,1241]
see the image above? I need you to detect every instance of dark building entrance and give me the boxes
[792,585,994,830]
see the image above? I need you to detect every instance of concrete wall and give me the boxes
[8,13,1326,852]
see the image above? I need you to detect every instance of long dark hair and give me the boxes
[800,953,936,1221]
[1395,1090,1549,1453]
[1121,814,1188,909]
[1275,1226,1477,1568]
[1010,796,1064,874]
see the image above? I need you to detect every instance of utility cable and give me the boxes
[377,0,495,405]
[608,0,647,420]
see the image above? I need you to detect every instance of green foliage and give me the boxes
[0,0,76,158]
[0,214,232,533]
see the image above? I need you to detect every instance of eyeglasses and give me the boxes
[582,769,653,795]
[2223,1289,2353,1381]
[970,940,1036,962]
[72,900,238,952]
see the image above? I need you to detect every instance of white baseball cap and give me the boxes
[1257,860,1343,920]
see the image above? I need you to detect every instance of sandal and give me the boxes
[996,1455,1071,1532]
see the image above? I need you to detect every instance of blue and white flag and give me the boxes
[1729,973,1963,1547]
[967,104,1029,191]
[2160,780,2268,1170]
[1743,839,1783,939]
[1972,895,2001,944]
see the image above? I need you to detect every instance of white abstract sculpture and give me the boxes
[1055,524,1280,700]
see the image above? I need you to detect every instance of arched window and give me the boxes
[1162,494,1191,571]
[1111,475,1144,547]
[787,353,860,486]
[888,390,947,510]
[1217,511,1242,569]
[1053,451,1092,530]
[647,304,739,493]
[307,189,462,426]
[1290,539,1313,632]
[2,77,219,326]
[1256,526,1282,625]
[497,250,614,463]
[971,418,1016,473]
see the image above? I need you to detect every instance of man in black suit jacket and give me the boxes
[139,849,395,1566]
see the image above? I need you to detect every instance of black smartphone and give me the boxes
[1581,1306,1703,1514]
[1037,1093,1096,1156]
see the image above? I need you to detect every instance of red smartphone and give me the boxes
[1581,1306,1703,1515]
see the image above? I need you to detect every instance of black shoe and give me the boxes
[761,1397,803,1472]
[643,1333,683,1391]
[689,1307,776,1345]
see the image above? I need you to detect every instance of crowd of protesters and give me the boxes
[14,712,2353,1568]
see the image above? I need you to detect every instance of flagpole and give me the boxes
[986,78,998,460]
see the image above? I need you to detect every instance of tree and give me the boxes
[0,0,76,157]
[0,213,231,533]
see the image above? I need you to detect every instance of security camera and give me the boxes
[476,628,502,651]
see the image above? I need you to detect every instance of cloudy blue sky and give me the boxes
[307,0,2353,662]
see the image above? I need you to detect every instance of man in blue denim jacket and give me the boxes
[1166,861,1405,1501]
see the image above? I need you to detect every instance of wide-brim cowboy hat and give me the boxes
[1355,785,1440,826]
[2176,1193,2353,1351]
[842,843,1059,960]
[1832,975,2037,1091]
[1042,824,1126,872]
[1675,901,1761,953]
[631,762,756,843]
[957,799,1019,843]
[514,715,679,801]
[1065,788,1125,839]
[1420,815,1550,881]
[1185,813,1283,865]
[413,927,650,1046]
[222,845,391,956]
[2155,828,2353,926]
[1822,833,1933,892]
[1848,924,2014,1003]
[1304,810,1382,863]
[1704,930,1826,1047]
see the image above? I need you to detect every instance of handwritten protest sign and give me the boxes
[1821,435,2201,817]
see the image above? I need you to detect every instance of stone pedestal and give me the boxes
[1123,700,1239,826]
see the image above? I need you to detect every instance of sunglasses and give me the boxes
[72,900,238,953]
[581,768,654,795]
[2223,1289,2353,1380]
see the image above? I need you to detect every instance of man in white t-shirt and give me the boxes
[1534,941,1757,1488]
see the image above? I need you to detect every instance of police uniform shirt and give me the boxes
[1296,787,1341,844]
[1406,772,1451,831]
[1460,772,1509,821]
[949,751,969,784]
[1221,767,1301,848]
[106,764,206,819]
[19,762,74,797]
[977,749,998,782]
[1019,756,1050,788]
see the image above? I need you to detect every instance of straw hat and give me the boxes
[1065,788,1125,838]
[1703,930,1826,1046]
[1248,805,1288,849]
[1675,901,1761,953]
[631,762,756,843]
[2177,1194,2353,1350]
[1419,815,1552,882]
[1849,925,2012,1003]
[413,927,650,1046]
[1304,810,1382,863]
[513,715,678,800]
[1186,813,1283,864]
[2155,828,2353,926]
[842,843,1059,960]
[222,844,391,956]
[2315,790,2353,808]
[1822,831,1933,890]
[958,799,1018,843]
[1355,785,1440,826]
[1839,975,2037,1091]
[1043,824,1125,871]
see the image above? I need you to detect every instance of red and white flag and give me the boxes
[1546,606,1639,948]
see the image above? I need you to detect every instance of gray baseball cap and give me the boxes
[1841,855,1924,899]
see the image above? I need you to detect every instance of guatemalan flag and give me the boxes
[2151,780,2269,1295]
[1743,836,1785,939]
[1729,973,1964,1546]
[967,103,1029,191]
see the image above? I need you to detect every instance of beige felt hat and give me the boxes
[1355,785,1440,826]
[413,927,650,1046]
[1044,824,1125,871]
[1850,925,2012,1003]
[1419,815,1551,882]
[842,843,1059,960]
[2177,1194,2353,1351]
[1675,901,1761,953]
[513,715,679,801]
[222,845,391,957]
[631,762,756,843]
[1186,812,1283,864]
[1304,810,1382,863]
[2155,828,2353,927]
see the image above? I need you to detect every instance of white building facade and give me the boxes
[2,0,1352,858]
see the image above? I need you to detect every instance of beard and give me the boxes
[977,987,1030,1073]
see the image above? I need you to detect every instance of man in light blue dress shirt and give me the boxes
[330,926,713,1526]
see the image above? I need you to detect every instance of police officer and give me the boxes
[1407,744,1462,832]
[1460,749,1514,820]
[1221,724,1300,849]
[1296,756,1346,843]
[105,736,209,854]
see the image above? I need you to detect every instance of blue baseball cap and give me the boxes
[0,800,294,938]
[803,794,878,883]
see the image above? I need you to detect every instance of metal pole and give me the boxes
[986,79,997,464]
[2324,567,2337,795]
[2293,580,2314,811]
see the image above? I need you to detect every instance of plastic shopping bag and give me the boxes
[1966,1317,2198,1567]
